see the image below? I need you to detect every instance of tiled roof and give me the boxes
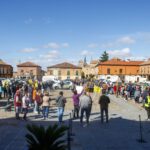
[48,62,82,69]
[97,58,143,66]
[140,61,150,66]
[0,59,11,66]
[17,61,40,67]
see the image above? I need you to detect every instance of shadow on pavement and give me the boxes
[0,113,150,150]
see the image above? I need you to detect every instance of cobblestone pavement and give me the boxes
[0,90,150,150]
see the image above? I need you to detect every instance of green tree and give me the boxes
[26,124,68,150]
[99,51,109,62]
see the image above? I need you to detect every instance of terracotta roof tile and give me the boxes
[17,61,40,67]
[48,62,82,69]
[97,59,143,66]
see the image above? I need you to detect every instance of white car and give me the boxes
[52,80,74,90]
[62,81,74,90]
[52,82,61,90]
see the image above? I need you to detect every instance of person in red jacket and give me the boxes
[14,90,22,119]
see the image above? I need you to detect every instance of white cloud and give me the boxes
[108,48,132,58]
[88,43,98,48]
[101,36,135,48]
[62,43,69,48]
[44,42,70,49]
[44,42,60,49]
[24,18,32,24]
[40,50,59,59]
[101,42,114,49]
[117,36,135,44]
[81,50,93,56]
[20,48,37,53]
[125,56,148,61]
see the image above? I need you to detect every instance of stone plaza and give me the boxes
[0,89,150,150]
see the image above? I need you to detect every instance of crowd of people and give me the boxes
[0,78,150,125]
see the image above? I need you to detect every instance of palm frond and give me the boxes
[25,124,68,150]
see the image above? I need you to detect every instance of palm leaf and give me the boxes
[26,124,68,150]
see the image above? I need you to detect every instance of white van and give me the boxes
[42,76,60,83]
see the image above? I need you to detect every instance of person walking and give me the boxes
[134,85,141,103]
[86,92,93,115]
[98,89,110,123]
[22,92,30,120]
[42,91,51,120]
[14,90,22,120]
[56,91,66,124]
[142,87,149,105]
[33,88,38,113]
[79,91,92,126]
[144,92,150,120]
[35,90,43,115]
[72,90,83,119]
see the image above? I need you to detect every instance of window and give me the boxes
[58,70,61,76]
[67,70,70,76]
[4,68,7,74]
[107,76,110,79]
[107,68,110,74]
[21,70,24,73]
[119,69,123,74]
[76,70,79,76]
[7,68,9,74]
[30,70,33,75]
[49,70,53,75]
[67,70,70,79]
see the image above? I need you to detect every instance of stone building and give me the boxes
[47,62,82,80]
[97,58,144,82]
[78,59,99,78]
[0,59,13,78]
[17,62,42,80]
[140,60,150,81]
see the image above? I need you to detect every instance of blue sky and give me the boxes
[0,0,150,70]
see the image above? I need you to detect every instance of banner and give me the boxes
[76,85,83,94]
[94,85,101,93]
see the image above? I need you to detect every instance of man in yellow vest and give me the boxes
[145,93,150,120]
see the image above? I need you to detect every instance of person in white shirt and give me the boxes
[22,92,30,120]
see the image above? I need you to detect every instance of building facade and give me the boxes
[78,60,99,78]
[140,60,150,81]
[47,62,82,80]
[97,58,144,82]
[0,59,13,78]
[17,62,42,80]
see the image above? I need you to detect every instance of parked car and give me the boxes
[42,76,60,83]
[62,81,74,90]
[52,82,61,90]
[52,80,74,90]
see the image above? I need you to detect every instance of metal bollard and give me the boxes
[137,115,146,143]
[67,111,76,150]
